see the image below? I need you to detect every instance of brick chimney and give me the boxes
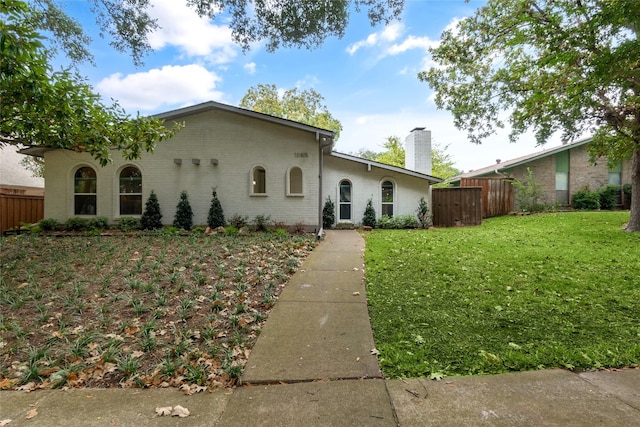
[405,128,432,175]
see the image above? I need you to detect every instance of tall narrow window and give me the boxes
[252,166,266,194]
[555,151,569,205]
[288,166,303,195]
[381,180,394,217]
[74,167,97,215]
[119,166,142,215]
[339,180,352,221]
[608,162,622,186]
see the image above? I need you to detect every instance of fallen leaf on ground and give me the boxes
[155,407,172,416]
[370,348,379,356]
[171,406,190,418]
[25,409,38,420]
[0,419,12,426]
[352,292,360,296]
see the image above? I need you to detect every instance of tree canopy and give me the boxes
[240,83,343,140]
[419,0,640,231]
[1,0,180,166]
[356,136,461,183]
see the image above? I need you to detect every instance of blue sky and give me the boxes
[62,0,565,173]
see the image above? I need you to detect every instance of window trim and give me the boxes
[118,165,143,217]
[73,165,98,216]
[286,166,304,197]
[380,178,396,218]
[250,165,268,196]
[338,179,353,222]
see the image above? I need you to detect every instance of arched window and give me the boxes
[119,166,142,215]
[252,166,266,195]
[287,166,303,196]
[339,180,352,221]
[381,180,394,217]
[74,167,97,215]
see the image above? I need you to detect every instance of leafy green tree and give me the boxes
[420,0,640,231]
[362,199,377,227]
[322,196,335,229]
[416,196,431,228]
[374,136,404,167]
[173,191,193,230]
[359,137,461,183]
[207,189,226,228]
[0,0,180,166]
[240,84,342,139]
[140,191,163,230]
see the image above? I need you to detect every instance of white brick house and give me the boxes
[24,101,441,231]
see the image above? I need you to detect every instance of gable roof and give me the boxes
[330,151,443,184]
[452,137,593,182]
[156,100,335,150]
[21,100,337,158]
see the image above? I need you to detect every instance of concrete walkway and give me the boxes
[1,230,639,426]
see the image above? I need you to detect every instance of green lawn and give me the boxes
[365,212,640,379]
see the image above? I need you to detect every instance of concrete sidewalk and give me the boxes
[1,230,639,426]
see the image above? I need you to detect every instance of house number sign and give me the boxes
[294,152,308,158]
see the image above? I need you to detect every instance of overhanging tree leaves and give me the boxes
[419,0,640,231]
[240,83,343,139]
[0,0,180,166]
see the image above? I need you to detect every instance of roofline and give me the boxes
[330,151,443,183]
[451,136,594,182]
[497,137,592,172]
[155,100,336,140]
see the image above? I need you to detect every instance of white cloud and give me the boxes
[243,62,257,74]
[346,22,405,55]
[96,64,224,112]
[294,75,320,90]
[386,35,437,56]
[147,0,237,64]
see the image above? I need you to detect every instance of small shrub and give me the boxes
[572,186,600,210]
[88,217,109,230]
[207,189,225,228]
[362,199,377,227]
[322,196,335,229]
[377,214,418,229]
[253,214,271,231]
[228,214,249,229]
[598,185,620,210]
[64,217,89,231]
[141,191,163,230]
[225,225,239,236]
[173,191,193,230]
[512,167,545,212]
[118,217,141,232]
[274,228,288,236]
[293,221,306,234]
[39,218,60,231]
[416,196,431,228]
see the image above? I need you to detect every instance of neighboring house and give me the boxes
[0,146,45,234]
[451,137,632,208]
[0,146,44,196]
[22,101,441,231]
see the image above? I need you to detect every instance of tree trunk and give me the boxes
[626,145,640,232]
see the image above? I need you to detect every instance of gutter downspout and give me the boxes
[317,132,333,239]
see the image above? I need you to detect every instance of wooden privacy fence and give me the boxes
[460,177,515,218]
[432,187,482,227]
[0,194,44,235]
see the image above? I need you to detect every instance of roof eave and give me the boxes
[330,151,443,183]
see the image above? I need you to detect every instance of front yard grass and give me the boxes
[365,212,640,379]
[0,232,317,391]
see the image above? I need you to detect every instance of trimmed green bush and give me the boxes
[173,191,193,230]
[416,196,431,228]
[118,217,141,232]
[141,191,163,230]
[322,196,335,229]
[228,214,249,229]
[572,187,600,210]
[377,214,419,229]
[88,217,109,230]
[362,199,377,227]
[64,217,89,231]
[39,218,60,231]
[598,185,620,210]
[207,190,225,228]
